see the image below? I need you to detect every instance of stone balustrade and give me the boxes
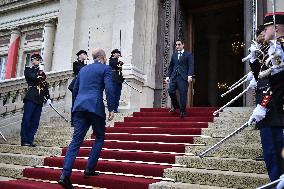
[0,69,72,118]
[0,0,18,5]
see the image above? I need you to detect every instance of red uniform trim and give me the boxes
[261,95,272,107]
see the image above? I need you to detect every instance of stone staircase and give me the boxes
[0,107,270,188]
[149,107,269,189]
[0,113,129,188]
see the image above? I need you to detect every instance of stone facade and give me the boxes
[0,0,284,111]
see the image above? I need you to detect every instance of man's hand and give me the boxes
[165,77,170,84]
[248,104,267,125]
[188,76,192,83]
[248,78,257,89]
[39,64,44,71]
[108,111,115,121]
[118,57,124,63]
[46,99,52,106]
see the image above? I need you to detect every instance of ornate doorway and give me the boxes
[155,0,245,108]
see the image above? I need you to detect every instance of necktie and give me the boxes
[178,51,182,60]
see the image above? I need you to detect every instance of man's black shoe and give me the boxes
[21,143,36,147]
[58,176,74,189]
[169,108,176,112]
[84,170,100,178]
[180,112,186,118]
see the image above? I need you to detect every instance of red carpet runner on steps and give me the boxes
[0,107,217,189]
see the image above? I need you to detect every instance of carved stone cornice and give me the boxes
[0,10,59,30]
[0,0,56,13]
[21,23,44,33]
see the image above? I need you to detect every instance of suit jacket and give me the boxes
[167,51,194,81]
[72,60,115,118]
[24,66,50,105]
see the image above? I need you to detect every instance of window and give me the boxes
[0,56,7,81]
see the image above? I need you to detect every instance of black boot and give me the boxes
[84,169,100,178]
[58,175,74,189]
[180,111,186,119]
[169,93,179,112]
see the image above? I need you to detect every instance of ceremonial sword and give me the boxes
[198,122,250,158]
[44,97,68,122]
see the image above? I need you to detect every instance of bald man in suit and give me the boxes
[58,48,115,189]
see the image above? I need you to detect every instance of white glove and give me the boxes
[248,43,258,63]
[248,78,257,89]
[248,104,267,125]
[246,71,254,81]
[165,77,170,83]
[277,174,284,189]
[118,57,124,63]
[39,64,44,71]
[46,99,52,106]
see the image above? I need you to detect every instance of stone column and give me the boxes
[42,21,56,72]
[267,0,284,12]
[5,28,21,79]
[207,33,219,106]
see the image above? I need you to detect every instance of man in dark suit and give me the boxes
[166,39,194,118]
[21,54,51,147]
[58,48,115,189]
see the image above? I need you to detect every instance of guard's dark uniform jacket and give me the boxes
[260,71,284,128]
[109,57,124,84]
[258,37,284,128]
[68,60,86,92]
[24,66,50,105]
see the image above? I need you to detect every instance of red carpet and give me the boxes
[0,107,216,189]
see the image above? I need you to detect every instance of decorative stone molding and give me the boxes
[0,69,72,117]
[160,0,172,108]
[0,0,55,12]
[0,10,59,30]
[0,0,20,6]
[21,23,44,33]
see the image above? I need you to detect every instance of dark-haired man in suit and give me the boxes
[166,39,194,118]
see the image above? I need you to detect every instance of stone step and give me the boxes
[0,162,30,179]
[0,144,62,156]
[35,130,92,140]
[0,153,45,167]
[218,107,253,117]
[163,167,269,189]
[0,176,15,181]
[201,127,260,139]
[186,145,262,159]
[175,155,266,174]
[149,181,235,189]
[210,118,250,127]
[193,136,261,146]
[32,138,70,147]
